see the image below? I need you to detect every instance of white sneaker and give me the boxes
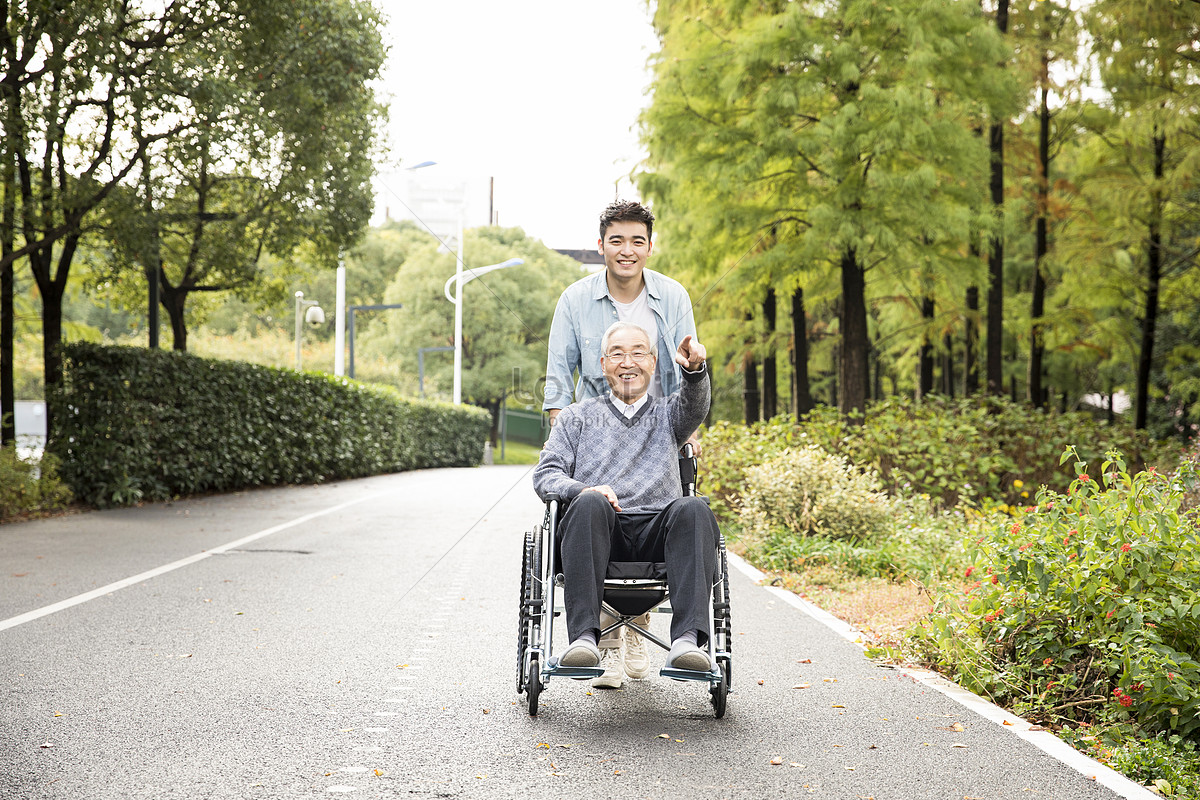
[591,647,624,689]
[624,626,652,680]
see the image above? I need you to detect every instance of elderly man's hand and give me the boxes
[674,334,707,372]
[584,484,622,511]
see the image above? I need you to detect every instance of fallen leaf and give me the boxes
[657,734,670,739]
[757,680,765,685]
[1002,720,1014,726]
[1029,725,1047,732]
[557,744,573,749]
[823,678,838,683]
[675,739,684,743]
[613,769,623,775]
[770,757,783,766]
[535,743,550,748]
[952,743,968,748]
[482,709,490,714]
[39,742,53,749]
[397,664,409,669]
[789,762,804,768]
[831,704,846,708]
[798,659,812,664]
[793,684,812,689]
[374,770,385,777]
[474,774,485,779]
[53,712,63,718]
[952,722,965,732]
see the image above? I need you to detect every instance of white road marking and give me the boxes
[0,493,381,633]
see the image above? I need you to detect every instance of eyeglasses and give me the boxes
[605,350,652,364]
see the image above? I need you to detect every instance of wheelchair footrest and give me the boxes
[545,659,604,680]
[660,666,722,683]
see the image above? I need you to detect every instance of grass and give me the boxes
[493,440,542,465]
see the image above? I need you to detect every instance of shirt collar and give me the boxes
[590,267,664,301]
[609,391,649,417]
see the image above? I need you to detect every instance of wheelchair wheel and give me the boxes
[527,654,541,716]
[711,656,730,718]
[712,535,733,686]
[516,530,534,694]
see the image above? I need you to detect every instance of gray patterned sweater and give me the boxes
[533,367,709,512]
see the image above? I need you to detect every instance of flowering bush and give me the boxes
[912,447,1200,738]
[739,445,894,542]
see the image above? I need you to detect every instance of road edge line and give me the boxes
[725,550,1158,800]
[0,492,381,633]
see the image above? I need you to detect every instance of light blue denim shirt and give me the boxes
[543,268,697,411]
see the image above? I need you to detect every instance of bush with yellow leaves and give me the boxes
[739,444,894,542]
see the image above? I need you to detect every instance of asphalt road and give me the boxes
[1,466,1146,799]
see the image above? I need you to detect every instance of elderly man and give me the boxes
[533,321,719,675]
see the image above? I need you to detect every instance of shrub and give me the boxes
[49,343,492,508]
[700,397,1178,512]
[0,447,72,520]
[740,445,894,541]
[911,447,1200,739]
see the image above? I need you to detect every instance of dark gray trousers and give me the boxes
[556,491,719,646]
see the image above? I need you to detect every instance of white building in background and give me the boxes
[371,168,495,250]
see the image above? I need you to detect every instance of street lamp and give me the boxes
[443,257,525,405]
[294,291,324,370]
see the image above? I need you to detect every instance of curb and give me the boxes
[726,551,1159,800]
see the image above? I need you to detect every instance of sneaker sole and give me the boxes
[668,651,711,672]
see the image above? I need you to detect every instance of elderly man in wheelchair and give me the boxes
[532,320,721,680]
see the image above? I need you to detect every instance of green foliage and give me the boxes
[700,397,1177,512]
[0,447,72,520]
[48,342,491,508]
[740,444,894,541]
[911,448,1200,739]
[1061,729,1200,798]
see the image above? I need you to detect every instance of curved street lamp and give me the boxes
[443,257,525,404]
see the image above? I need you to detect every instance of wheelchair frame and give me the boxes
[516,445,733,718]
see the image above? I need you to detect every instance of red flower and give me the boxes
[1119,695,1133,707]
[1068,529,1078,536]
[965,566,975,578]
[1106,610,1115,618]
[1069,553,1077,560]
[1131,683,1145,692]
[1078,474,1091,482]
[991,575,999,584]
[1043,657,1054,665]
[1011,523,1021,535]
[1019,543,1033,552]
[1120,543,1132,553]
[1168,672,1176,680]
[1113,687,1124,696]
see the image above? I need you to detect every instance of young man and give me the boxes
[542,200,700,688]
[533,322,718,677]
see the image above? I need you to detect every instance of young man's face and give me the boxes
[598,220,652,285]
[601,327,656,403]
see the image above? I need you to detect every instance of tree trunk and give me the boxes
[986,0,1009,397]
[965,284,980,394]
[941,333,955,397]
[791,286,814,416]
[919,296,935,399]
[743,350,760,425]
[1,147,14,446]
[1135,132,1165,430]
[161,278,190,352]
[839,246,868,420]
[762,288,777,419]
[1028,51,1050,408]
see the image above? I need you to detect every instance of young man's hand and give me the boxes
[583,484,621,511]
[674,335,707,372]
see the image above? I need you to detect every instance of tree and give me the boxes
[367,227,582,439]
[1074,0,1200,429]
[1,1,239,441]
[98,0,385,351]
[641,0,1016,418]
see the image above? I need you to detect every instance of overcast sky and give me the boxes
[370,1,660,250]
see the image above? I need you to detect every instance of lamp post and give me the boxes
[294,291,324,370]
[443,257,524,405]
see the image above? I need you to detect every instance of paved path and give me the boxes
[1,466,1150,799]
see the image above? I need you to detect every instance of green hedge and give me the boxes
[49,342,492,508]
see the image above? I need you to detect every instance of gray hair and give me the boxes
[600,321,658,360]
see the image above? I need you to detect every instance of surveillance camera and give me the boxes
[305,305,325,327]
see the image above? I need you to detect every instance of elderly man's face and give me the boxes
[601,327,656,404]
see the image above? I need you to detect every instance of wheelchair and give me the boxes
[516,445,733,718]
